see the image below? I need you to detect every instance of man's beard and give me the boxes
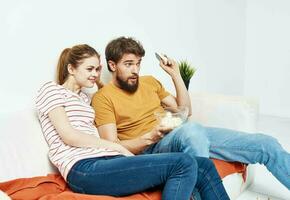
[116,75,139,93]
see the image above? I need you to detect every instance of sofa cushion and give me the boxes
[189,92,258,133]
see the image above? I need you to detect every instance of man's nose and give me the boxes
[131,65,139,73]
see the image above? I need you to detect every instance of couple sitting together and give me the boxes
[36,36,290,200]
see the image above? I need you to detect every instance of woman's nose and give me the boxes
[92,70,99,77]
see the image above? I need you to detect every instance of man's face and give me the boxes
[112,53,142,93]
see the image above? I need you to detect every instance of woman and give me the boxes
[36,44,229,200]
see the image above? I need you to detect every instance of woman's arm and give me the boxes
[48,106,134,156]
[87,79,105,99]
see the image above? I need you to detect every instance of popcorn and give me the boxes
[160,111,183,128]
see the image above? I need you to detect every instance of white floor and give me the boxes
[238,115,290,200]
[237,190,284,200]
[257,114,290,152]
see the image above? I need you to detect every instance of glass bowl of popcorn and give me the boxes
[154,106,189,129]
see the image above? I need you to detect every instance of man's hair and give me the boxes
[105,36,145,72]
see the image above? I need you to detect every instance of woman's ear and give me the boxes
[108,60,116,72]
[67,64,75,75]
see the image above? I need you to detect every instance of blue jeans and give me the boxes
[67,153,229,200]
[67,153,196,200]
[143,121,290,189]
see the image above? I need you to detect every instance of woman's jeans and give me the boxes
[143,121,290,189]
[67,153,196,200]
[67,153,229,200]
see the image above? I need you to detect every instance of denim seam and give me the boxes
[173,179,181,200]
[67,181,85,194]
[70,162,191,198]
[70,163,178,176]
[205,170,223,200]
[198,168,225,200]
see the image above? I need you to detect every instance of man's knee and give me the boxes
[255,133,281,153]
[177,122,208,143]
[176,122,207,140]
[173,122,210,157]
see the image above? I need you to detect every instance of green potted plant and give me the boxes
[179,60,196,90]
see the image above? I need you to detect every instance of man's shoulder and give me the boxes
[98,83,113,92]
[92,83,114,101]
[140,75,159,83]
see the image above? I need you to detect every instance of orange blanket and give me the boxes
[0,159,246,200]
[213,159,247,181]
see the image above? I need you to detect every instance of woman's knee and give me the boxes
[195,157,217,174]
[175,153,198,175]
[195,157,214,167]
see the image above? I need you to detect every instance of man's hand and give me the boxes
[158,55,180,78]
[141,125,173,145]
[158,54,193,117]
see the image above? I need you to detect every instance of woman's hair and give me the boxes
[56,44,100,85]
[105,37,145,72]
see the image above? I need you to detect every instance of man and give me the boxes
[92,36,290,190]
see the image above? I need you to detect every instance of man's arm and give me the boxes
[97,123,171,154]
[158,56,192,116]
[92,92,152,154]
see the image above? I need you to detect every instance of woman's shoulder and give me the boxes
[37,81,59,93]
[36,81,62,102]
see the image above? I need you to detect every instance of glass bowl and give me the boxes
[154,106,189,128]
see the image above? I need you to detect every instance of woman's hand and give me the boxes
[112,142,134,156]
[95,65,104,89]
[95,73,104,89]
[118,146,135,157]
[96,79,104,89]
[98,138,134,157]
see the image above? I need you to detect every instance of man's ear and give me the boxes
[108,60,117,72]
[67,64,75,75]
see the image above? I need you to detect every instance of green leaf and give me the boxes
[178,60,196,82]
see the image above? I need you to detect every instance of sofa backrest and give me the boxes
[0,108,57,182]
[0,91,259,182]
[189,92,259,133]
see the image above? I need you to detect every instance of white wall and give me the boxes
[0,0,246,114]
[244,0,290,118]
[2,0,289,119]
[191,0,246,95]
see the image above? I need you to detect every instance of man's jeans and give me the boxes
[143,121,290,189]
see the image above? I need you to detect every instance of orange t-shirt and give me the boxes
[92,76,170,140]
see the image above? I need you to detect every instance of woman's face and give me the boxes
[72,56,102,88]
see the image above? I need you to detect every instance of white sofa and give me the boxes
[190,92,290,200]
[0,92,289,199]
